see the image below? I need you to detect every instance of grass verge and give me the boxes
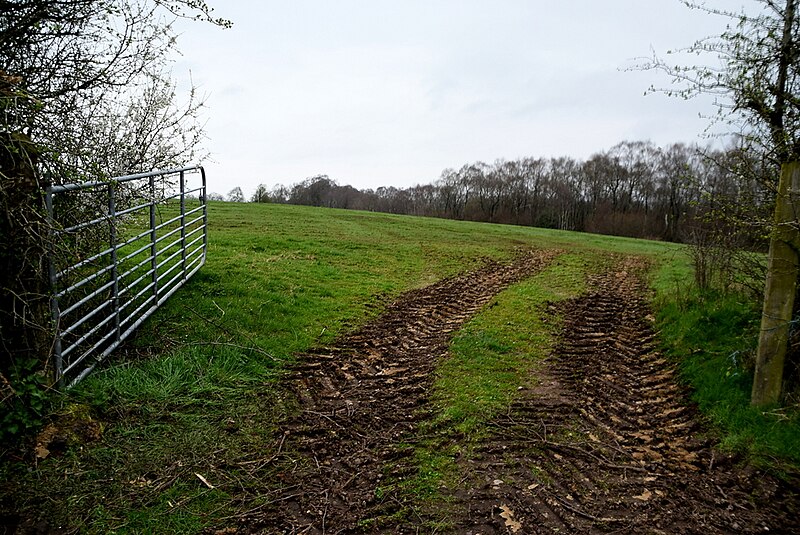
[656,288,800,474]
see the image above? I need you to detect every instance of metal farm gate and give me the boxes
[46,166,207,387]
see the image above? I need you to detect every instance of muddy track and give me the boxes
[448,256,799,534]
[234,253,799,535]
[241,249,559,533]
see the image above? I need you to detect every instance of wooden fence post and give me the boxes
[752,161,800,406]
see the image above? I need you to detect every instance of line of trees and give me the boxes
[249,139,772,245]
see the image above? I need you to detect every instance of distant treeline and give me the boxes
[240,140,773,244]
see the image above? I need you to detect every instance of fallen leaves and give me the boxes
[499,504,522,533]
[129,476,152,488]
[34,424,60,460]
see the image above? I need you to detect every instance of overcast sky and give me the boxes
[172,1,758,197]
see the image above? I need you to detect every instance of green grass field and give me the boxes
[2,201,797,533]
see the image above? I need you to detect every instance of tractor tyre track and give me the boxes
[244,249,559,533]
[448,255,799,534]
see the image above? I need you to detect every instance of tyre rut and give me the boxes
[244,249,559,533]
[447,255,798,534]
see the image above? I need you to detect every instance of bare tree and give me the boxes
[251,184,270,203]
[289,175,336,207]
[645,0,800,405]
[269,184,290,204]
[227,186,245,203]
[437,168,469,219]
[655,143,695,241]
[2,1,227,181]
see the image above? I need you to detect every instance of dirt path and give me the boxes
[447,256,798,534]
[234,253,798,534]
[239,249,558,533]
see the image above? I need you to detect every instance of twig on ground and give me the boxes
[550,494,621,523]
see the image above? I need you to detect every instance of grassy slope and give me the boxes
[1,202,796,532]
[657,292,800,472]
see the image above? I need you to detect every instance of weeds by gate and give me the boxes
[46,166,207,387]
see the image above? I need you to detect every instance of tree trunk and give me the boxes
[752,161,800,406]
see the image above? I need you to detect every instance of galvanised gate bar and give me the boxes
[46,166,207,387]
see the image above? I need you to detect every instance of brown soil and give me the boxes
[234,249,559,533]
[445,256,798,534]
[225,253,798,534]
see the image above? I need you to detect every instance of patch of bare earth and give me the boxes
[449,256,799,534]
[233,249,559,533]
[223,253,799,535]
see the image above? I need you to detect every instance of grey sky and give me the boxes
[173,1,757,197]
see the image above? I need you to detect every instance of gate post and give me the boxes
[752,161,800,406]
[149,173,158,306]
